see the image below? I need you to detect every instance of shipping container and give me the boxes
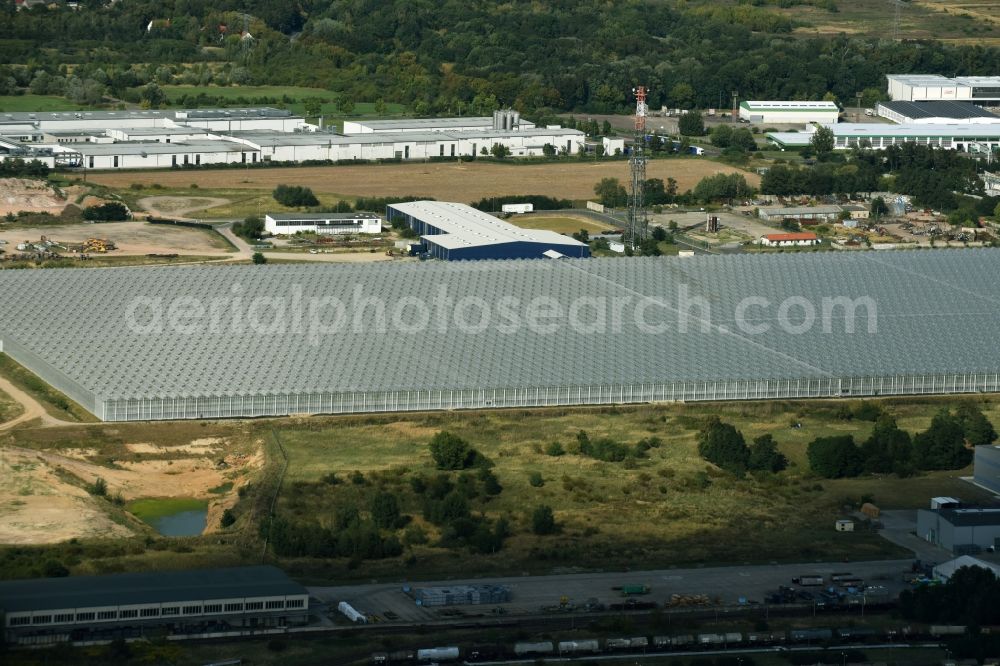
[513,642,554,656]
[417,647,459,662]
[558,640,600,654]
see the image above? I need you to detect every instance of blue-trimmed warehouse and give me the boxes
[387,200,590,260]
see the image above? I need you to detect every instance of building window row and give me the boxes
[9,597,305,627]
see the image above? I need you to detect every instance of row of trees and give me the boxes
[593,177,679,208]
[807,405,997,478]
[762,142,984,212]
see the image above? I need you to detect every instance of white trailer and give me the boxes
[501,203,533,214]
[336,601,367,624]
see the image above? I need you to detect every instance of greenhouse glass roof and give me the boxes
[0,250,997,417]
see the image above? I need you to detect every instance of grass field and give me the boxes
[0,95,83,112]
[785,0,1000,42]
[126,498,208,523]
[0,354,96,423]
[0,386,24,424]
[270,395,998,581]
[89,159,758,204]
[508,214,615,234]
[121,185,359,220]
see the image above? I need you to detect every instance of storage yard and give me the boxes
[0,222,232,258]
[314,559,910,624]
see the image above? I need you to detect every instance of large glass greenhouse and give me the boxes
[0,250,997,422]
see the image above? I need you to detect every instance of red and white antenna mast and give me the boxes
[627,86,649,250]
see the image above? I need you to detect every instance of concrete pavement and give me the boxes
[310,559,913,624]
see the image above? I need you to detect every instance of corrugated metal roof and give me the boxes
[390,201,587,250]
[0,566,305,613]
[879,101,998,120]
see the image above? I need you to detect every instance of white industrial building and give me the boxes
[229,127,585,162]
[887,74,1000,103]
[739,101,840,124]
[105,127,217,142]
[758,232,820,247]
[0,107,583,170]
[876,101,1000,125]
[264,212,382,236]
[343,109,534,135]
[72,140,254,170]
[768,123,1000,152]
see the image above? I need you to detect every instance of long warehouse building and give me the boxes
[768,122,1000,151]
[0,566,309,645]
[0,251,998,422]
[739,100,840,124]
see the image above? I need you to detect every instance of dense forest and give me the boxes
[2,0,1000,114]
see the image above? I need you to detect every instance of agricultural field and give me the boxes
[89,159,759,205]
[507,213,615,235]
[793,0,1000,43]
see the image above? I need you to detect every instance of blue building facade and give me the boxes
[387,201,590,261]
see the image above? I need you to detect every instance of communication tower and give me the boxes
[626,86,649,250]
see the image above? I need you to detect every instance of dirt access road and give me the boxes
[0,375,71,431]
[88,160,759,202]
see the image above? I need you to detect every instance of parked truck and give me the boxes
[792,575,824,586]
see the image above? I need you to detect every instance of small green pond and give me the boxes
[127,498,208,537]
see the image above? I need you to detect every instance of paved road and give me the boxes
[310,559,912,624]
[877,510,953,564]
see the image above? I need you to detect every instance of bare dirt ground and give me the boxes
[0,221,230,256]
[139,195,230,218]
[0,447,134,544]
[0,178,68,215]
[88,160,759,202]
[0,434,262,544]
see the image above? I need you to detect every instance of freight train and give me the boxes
[370,624,945,663]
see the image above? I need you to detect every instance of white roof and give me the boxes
[887,74,956,86]
[69,140,249,156]
[933,556,1000,580]
[829,123,1000,138]
[389,201,586,251]
[743,101,839,110]
[954,76,1000,87]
